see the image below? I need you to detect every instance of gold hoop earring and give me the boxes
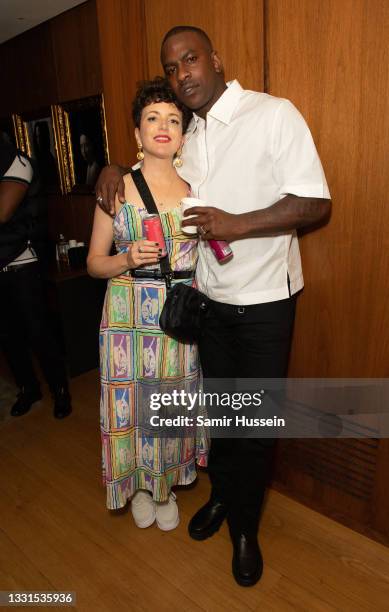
[136,142,144,161]
[173,149,183,168]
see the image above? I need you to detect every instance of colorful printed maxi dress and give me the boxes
[99,202,208,510]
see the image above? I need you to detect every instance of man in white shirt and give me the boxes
[96,26,331,587]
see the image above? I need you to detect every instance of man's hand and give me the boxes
[95,165,129,217]
[182,206,243,242]
[182,196,331,241]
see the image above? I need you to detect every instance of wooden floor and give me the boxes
[1,369,389,612]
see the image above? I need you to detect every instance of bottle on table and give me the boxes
[57,234,68,264]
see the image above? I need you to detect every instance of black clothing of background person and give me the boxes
[0,142,71,418]
[0,143,47,268]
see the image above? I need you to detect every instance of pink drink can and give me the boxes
[143,214,167,257]
[208,239,233,262]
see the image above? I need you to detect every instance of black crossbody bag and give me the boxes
[131,168,209,343]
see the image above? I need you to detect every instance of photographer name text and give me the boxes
[148,415,285,428]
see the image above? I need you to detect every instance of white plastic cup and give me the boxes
[68,239,77,248]
[180,197,206,235]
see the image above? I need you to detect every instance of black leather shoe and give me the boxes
[188,499,228,541]
[53,387,72,419]
[231,533,263,587]
[10,387,42,417]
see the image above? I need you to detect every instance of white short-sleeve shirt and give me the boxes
[2,154,33,184]
[178,80,330,305]
[1,154,37,265]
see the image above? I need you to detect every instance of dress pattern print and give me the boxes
[99,202,208,509]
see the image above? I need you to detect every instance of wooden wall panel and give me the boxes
[95,0,264,165]
[96,0,147,165]
[267,0,389,543]
[50,0,102,102]
[47,195,96,245]
[0,37,21,115]
[0,0,104,244]
[266,0,389,378]
[0,22,58,115]
[144,0,264,92]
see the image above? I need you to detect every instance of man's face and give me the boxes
[161,31,223,117]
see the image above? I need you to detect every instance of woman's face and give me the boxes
[135,101,184,161]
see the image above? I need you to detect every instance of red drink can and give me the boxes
[208,239,233,262]
[143,214,167,257]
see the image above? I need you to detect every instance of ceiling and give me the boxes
[0,0,86,43]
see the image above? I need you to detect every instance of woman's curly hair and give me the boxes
[132,76,193,133]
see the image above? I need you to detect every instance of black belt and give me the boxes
[0,261,39,273]
[131,269,194,281]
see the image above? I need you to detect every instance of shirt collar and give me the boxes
[192,79,243,126]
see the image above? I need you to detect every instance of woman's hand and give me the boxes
[126,239,161,268]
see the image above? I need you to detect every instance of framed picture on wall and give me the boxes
[52,94,109,194]
[0,116,17,147]
[13,108,62,194]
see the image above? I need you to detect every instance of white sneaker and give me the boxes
[131,490,156,528]
[155,492,179,531]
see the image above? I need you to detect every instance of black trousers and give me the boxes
[0,262,68,393]
[198,294,297,535]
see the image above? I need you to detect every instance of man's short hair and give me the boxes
[161,26,213,52]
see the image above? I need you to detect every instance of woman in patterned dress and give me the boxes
[87,78,208,531]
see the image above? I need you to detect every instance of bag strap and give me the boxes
[130,167,158,215]
[130,168,172,284]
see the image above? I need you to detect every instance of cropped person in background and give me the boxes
[0,141,71,419]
